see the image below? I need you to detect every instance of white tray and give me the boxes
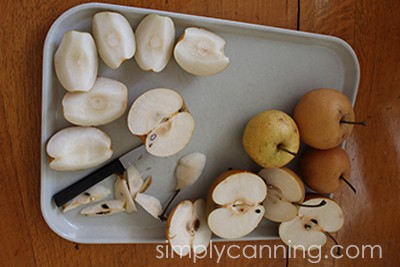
[41,3,359,244]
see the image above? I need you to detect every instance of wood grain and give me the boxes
[1,0,399,266]
[300,0,400,266]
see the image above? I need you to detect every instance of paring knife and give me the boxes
[52,144,147,207]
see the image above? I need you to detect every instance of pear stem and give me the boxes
[278,145,297,157]
[325,232,341,256]
[159,189,180,222]
[340,120,367,126]
[295,200,327,208]
[340,176,357,194]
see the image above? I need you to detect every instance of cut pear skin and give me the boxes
[134,14,175,72]
[258,167,305,222]
[279,196,344,251]
[127,88,195,157]
[54,30,98,92]
[92,12,136,69]
[175,152,207,190]
[62,77,128,126]
[114,174,137,213]
[46,127,112,171]
[135,193,162,219]
[166,199,212,256]
[174,27,229,76]
[207,170,267,239]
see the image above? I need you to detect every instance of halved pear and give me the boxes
[80,199,125,216]
[174,27,229,76]
[114,174,137,213]
[175,152,206,190]
[54,30,98,92]
[258,167,305,222]
[166,199,212,257]
[62,77,128,126]
[134,14,175,72]
[279,195,344,251]
[206,170,266,239]
[92,12,136,69]
[127,88,195,157]
[46,127,112,171]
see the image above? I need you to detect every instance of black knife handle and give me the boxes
[52,159,125,207]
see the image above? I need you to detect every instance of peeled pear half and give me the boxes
[54,30,98,92]
[174,27,229,76]
[92,12,136,69]
[46,127,112,171]
[62,77,128,126]
[134,14,175,72]
[127,88,194,157]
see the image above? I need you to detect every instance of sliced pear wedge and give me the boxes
[62,77,128,126]
[80,199,125,216]
[92,11,136,69]
[166,199,212,257]
[135,193,162,219]
[114,174,137,213]
[46,127,112,171]
[174,27,229,76]
[134,14,175,72]
[279,195,344,251]
[206,170,266,239]
[175,152,206,190]
[62,184,111,213]
[258,167,305,222]
[126,164,144,197]
[54,30,98,92]
[127,88,195,157]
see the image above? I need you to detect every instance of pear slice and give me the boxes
[114,174,137,213]
[54,30,98,92]
[139,176,152,193]
[174,27,229,76]
[62,184,111,213]
[134,14,175,72]
[258,167,305,222]
[80,199,125,216]
[92,12,136,69]
[126,164,144,197]
[46,127,112,171]
[166,199,212,256]
[62,77,128,126]
[127,88,195,157]
[206,170,267,239]
[279,196,345,251]
[135,193,162,219]
[175,152,206,190]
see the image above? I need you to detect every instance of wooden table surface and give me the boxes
[1,0,399,266]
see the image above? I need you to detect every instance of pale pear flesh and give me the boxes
[174,27,229,76]
[54,30,98,92]
[208,172,267,239]
[114,175,137,213]
[80,199,125,216]
[135,193,162,219]
[46,127,112,171]
[92,12,136,69]
[134,14,175,72]
[175,152,207,190]
[127,88,195,157]
[167,199,212,256]
[279,197,344,251]
[258,168,305,222]
[62,184,111,213]
[62,77,128,126]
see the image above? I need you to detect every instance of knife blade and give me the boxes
[52,144,147,207]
